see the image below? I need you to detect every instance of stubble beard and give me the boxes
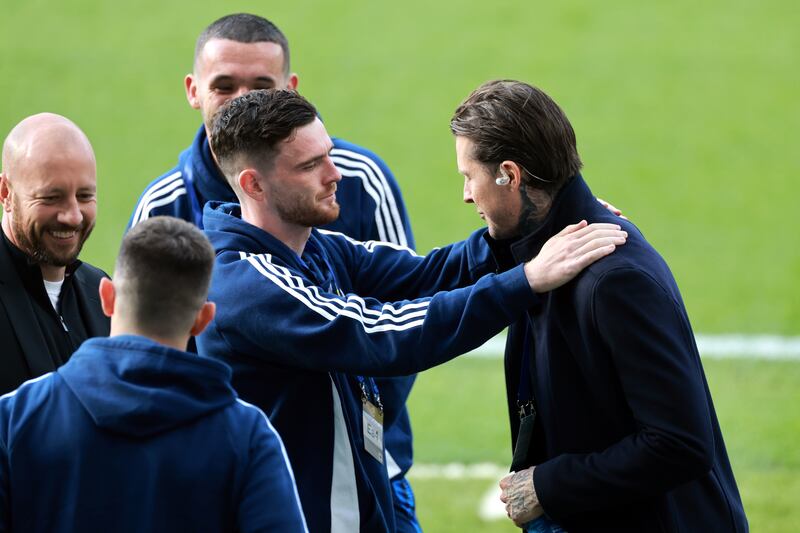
[276,194,340,228]
[11,208,93,267]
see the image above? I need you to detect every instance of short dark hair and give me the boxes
[195,13,291,76]
[115,217,215,338]
[209,89,318,182]
[450,80,582,195]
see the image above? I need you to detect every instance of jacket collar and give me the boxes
[202,201,333,278]
[485,175,598,266]
[184,125,238,207]
[0,229,80,292]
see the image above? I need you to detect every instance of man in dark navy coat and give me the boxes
[450,80,748,532]
[0,113,109,395]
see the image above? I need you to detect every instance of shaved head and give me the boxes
[1,113,97,280]
[2,113,95,178]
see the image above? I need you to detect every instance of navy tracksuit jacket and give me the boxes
[0,335,307,532]
[197,202,538,532]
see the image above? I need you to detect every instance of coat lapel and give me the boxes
[0,242,56,377]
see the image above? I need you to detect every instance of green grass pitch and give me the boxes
[3,0,799,531]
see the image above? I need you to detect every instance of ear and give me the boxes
[185,73,201,109]
[238,168,267,201]
[0,173,11,212]
[189,301,216,337]
[499,161,524,191]
[286,73,299,90]
[98,277,115,318]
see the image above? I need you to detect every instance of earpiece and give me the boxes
[495,171,511,186]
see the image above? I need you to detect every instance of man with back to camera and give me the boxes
[197,88,628,532]
[447,80,748,531]
[126,14,424,528]
[0,113,109,395]
[0,216,308,533]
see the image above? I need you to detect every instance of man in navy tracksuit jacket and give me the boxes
[196,89,627,532]
[126,14,420,528]
[0,217,308,533]
[452,80,748,532]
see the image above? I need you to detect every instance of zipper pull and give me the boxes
[59,315,69,332]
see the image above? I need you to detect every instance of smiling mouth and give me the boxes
[48,229,78,240]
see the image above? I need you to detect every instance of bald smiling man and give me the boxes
[0,113,109,395]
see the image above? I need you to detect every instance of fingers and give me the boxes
[499,474,512,489]
[554,219,588,237]
[551,222,622,246]
[572,244,617,271]
[575,234,627,255]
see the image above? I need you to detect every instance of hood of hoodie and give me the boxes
[58,335,236,438]
[182,125,238,207]
[203,202,339,290]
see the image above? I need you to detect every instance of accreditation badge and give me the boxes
[362,400,384,463]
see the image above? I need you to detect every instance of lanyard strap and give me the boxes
[516,315,537,419]
[304,239,384,414]
[356,375,384,412]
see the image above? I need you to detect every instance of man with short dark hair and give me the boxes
[127,14,423,529]
[198,88,627,532]
[0,216,308,533]
[449,80,748,532]
[0,113,109,395]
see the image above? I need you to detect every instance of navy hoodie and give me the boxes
[198,202,539,533]
[126,125,419,484]
[0,335,308,533]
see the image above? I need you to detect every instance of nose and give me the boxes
[234,86,250,99]
[58,197,83,227]
[463,178,474,204]
[324,156,342,184]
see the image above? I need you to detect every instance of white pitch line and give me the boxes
[408,462,507,480]
[407,463,514,522]
[465,332,800,360]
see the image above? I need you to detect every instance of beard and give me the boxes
[11,200,94,267]
[272,184,340,228]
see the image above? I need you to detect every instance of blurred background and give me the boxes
[2,1,798,530]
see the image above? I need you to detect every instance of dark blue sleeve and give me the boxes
[237,404,308,533]
[0,405,8,533]
[324,228,495,302]
[534,268,715,518]
[206,255,537,377]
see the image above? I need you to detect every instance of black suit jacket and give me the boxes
[0,240,109,394]
[490,176,748,532]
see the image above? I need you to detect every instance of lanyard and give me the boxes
[356,375,384,411]
[304,238,383,413]
[516,314,537,419]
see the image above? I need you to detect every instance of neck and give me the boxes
[40,264,66,282]
[110,320,191,352]
[240,201,311,256]
[516,185,552,236]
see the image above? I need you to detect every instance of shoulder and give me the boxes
[73,261,109,288]
[229,398,287,448]
[330,137,397,183]
[129,167,190,227]
[0,372,58,436]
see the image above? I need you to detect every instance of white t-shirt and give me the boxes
[42,278,64,312]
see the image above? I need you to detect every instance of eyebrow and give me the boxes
[209,74,276,85]
[33,185,96,195]
[294,143,334,170]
